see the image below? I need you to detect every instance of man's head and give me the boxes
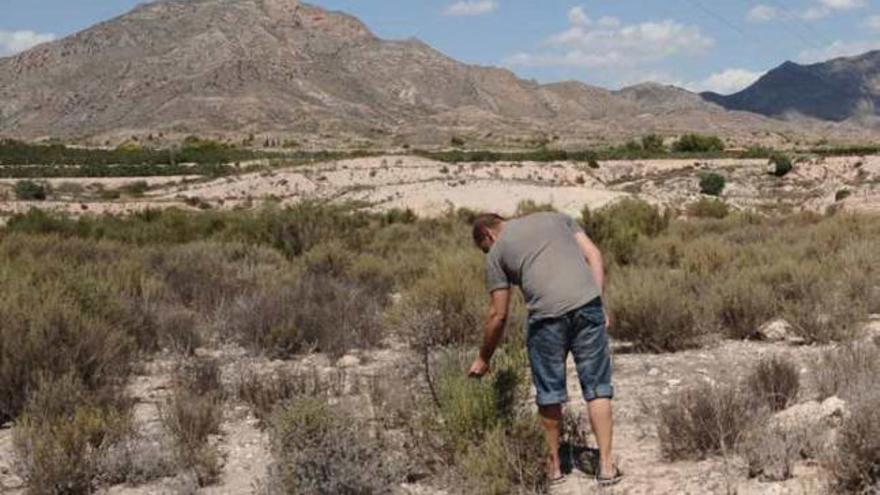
[472,213,505,253]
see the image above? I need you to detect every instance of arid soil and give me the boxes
[3,154,880,221]
[4,320,877,494]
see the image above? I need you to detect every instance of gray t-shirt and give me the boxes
[485,212,601,320]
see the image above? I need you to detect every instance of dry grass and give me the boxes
[160,358,224,486]
[265,397,403,495]
[746,355,800,412]
[657,381,754,461]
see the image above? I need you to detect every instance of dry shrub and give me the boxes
[608,268,702,352]
[687,197,730,219]
[657,381,753,460]
[458,421,547,495]
[746,355,800,412]
[395,251,486,349]
[160,358,224,486]
[814,342,880,401]
[0,290,134,423]
[829,387,880,493]
[709,270,778,340]
[236,367,348,425]
[13,374,133,494]
[265,398,402,495]
[740,423,803,482]
[228,272,384,358]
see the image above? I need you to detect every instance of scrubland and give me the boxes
[0,198,878,494]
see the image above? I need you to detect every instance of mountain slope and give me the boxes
[0,0,848,145]
[702,51,880,122]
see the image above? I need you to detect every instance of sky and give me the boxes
[1,0,879,94]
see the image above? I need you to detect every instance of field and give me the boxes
[1,147,879,494]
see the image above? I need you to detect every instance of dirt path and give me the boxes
[551,340,830,494]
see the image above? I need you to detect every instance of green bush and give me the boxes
[395,251,486,349]
[769,154,793,177]
[608,268,702,352]
[14,180,48,200]
[687,197,730,219]
[582,198,670,265]
[830,387,880,492]
[699,172,726,196]
[673,134,725,153]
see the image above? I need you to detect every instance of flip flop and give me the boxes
[596,465,623,487]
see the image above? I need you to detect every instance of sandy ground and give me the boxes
[2,154,879,221]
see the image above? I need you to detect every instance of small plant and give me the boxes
[699,172,726,196]
[835,188,851,202]
[769,154,793,177]
[657,381,753,460]
[588,157,600,169]
[746,356,799,412]
[160,359,224,485]
[14,180,48,200]
[450,136,466,147]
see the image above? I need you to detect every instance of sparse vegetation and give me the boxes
[0,194,878,493]
[687,197,730,218]
[673,134,725,153]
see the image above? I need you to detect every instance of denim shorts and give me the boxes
[526,297,614,405]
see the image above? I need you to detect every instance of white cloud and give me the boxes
[508,7,713,70]
[686,68,765,94]
[798,39,880,62]
[819,0,864,9]
[0,30,55,57]
[444,0,498,16]
[866,16,880,30]
[802,0,865,20]
[747,5,778,22]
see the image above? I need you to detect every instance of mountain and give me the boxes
[0,0,855,146]
[702,51,880,122]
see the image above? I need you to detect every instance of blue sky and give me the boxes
[2,0,879,94]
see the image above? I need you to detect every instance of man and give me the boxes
[468,211,622,487]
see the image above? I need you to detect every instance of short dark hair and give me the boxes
[472,213,505,246]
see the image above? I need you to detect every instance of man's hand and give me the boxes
[468,356,491,378]
[604,309,614,330]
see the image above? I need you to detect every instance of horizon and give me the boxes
[1,0,879,95]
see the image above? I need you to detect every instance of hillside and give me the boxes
[0,0,840,147]
[702,51,880,123]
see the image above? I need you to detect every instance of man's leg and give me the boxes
[587,398,614,476]
[538,404,563,479]
[570,300,618,479]
[526,317,568,479]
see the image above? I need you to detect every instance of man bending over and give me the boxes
[468,211,622,487]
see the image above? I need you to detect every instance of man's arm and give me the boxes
[575,231,605,296]
[468,288,510,377]
[574,231,612,327]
